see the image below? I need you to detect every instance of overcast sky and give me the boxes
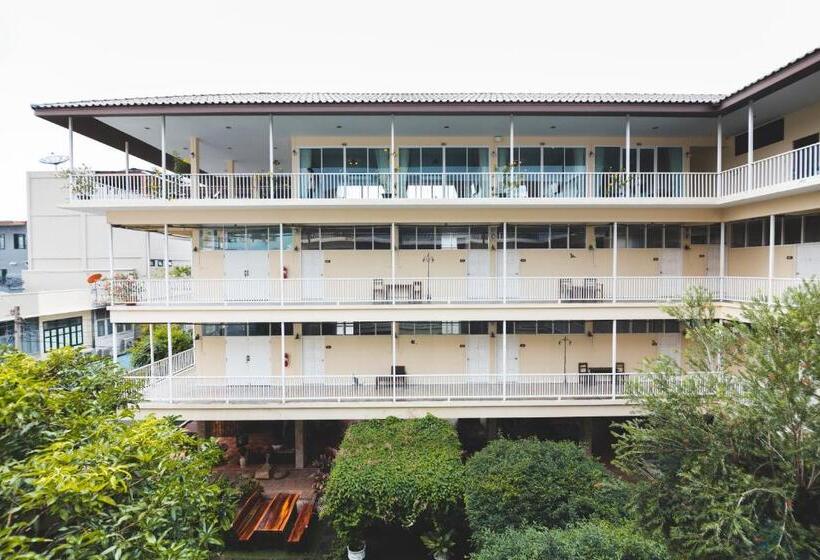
[1,0,818,218]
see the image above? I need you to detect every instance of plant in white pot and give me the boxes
[421,523,455,560]
[346,530,366,560]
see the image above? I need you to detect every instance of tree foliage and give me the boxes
[614,282,820,559]
[0,347,237,559]
[471,522,669,560]
[319,415,464,545]
[130,324,193,367]
[464,438,630,534]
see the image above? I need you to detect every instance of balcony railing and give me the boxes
[126,371,659,404]
[65,142,820,204]
[126,348,195,379]
[102,276,803,307]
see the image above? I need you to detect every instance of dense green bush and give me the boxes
[319,415,464,546]
[130,324,193,367]
[472,522,669,560]
[464,438,630,533]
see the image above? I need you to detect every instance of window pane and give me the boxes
[664,320,680,333]
[595,147,622,172]
[439,226,468,249]
[270,227,294,250]
[549,225,568,249]
[444,147,467,173]
[646,225,663,248]
[543,148,563,172]
[416,227,435,250]
[322,226,354,250]
[225,323,247,336]
[301,227,321,250]
[398,322,416,335]
[468,321,488,335]
[354,226,373,250]
[518,148,540,172]
[373,227,391,250]
[515,225,548,249]
[747,219,763,247]
[805,215,820,243]
[630,320,647,333]
[690,226,708,245]
[628,225,645,248]
[569,320,585,334]
[470,226,489,249]
[248,323,270,336]
[322,148,344,173]
[225,227,247,250]
[421,148,443,173]
[709,224,721,245]
[346,148,367,172]
[515,321,537,334]
[730,222,746,247]
[569,225,586,249]
[553,321,569,334]
[784,216,802,244]
[203,324,224,336]
[247,227,268,250]
[201,228,223,250]
[399,226,416,249]
[594,225,611,249]
[665,225,681,248]
[565,148,586,172]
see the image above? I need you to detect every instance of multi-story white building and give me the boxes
[30,49,820,461]
[0,177,190,361]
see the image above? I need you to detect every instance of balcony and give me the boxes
[98,276,802,307]
[65,142,820,207]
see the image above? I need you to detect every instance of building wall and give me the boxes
[0,224,28,290]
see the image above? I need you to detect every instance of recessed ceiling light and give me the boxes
[225,125,232,130]
[226,146,232,150]
[549,125,557,129]
[336,125,343,129]
[652,126,659,130]
[443,125,450,129]
[144,126,151,130]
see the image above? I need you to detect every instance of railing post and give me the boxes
[719,222,726,301]
[163,224,170,306]
[502,320,507,401]
[148,324,155,377]
[390,115,396,198]
[502,223,508,304]
[768,214,775,303]
[746,102,754,192]
[612,222,618,302]
[280,321,286,404]
[611,319,617,399]
[279,223,285,306]
[716,116,723,197]
[392,321,397,403]
[160,115,167,199]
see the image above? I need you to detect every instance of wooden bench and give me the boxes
[232,488,269,542]
[255,493,299,533]
[287,500,315,544]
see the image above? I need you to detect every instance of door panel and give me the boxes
[467,250,490,300]
[302,336,325,377]
[495,334,519,379]
[224,251,270,302]
[797,243,820,278]
[705,246,720,277]
[247,337,272,379]
[658,334,682,365]
[659,249,683,276]
[466,336,490,381]
[497,250,520,300]
[225,337,248,379]
[301,251,324,301]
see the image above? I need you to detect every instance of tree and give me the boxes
[471,522,669,560]
[319,415,464,548]
[614,283,820,559]
[130,324,193,367]
[464,438,630,534]
[0,347,237,559]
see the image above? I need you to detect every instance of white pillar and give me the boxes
[109,224,116,360]
[68,116,75,171]
[612,222,618,302]
[716,117,723,196]
[611,320,617,398]
[163,224,170,306]
[268,114,275,174]
[391,320,397,402]
[294,420,305,469]
[502,223,508,303]
[161,115,167,198]
[501,320,507,400]
[166,321,173,374]
[719,222,726,301]
[280,321,286,403]
[124,141,130,170]
[624,115,631,173]
[390,116,396,197]
[279,223,285,305]
[768,214,775,303]
[747,102,754,191]
[148,323,155,373]
[509,116,515,182]
[391,223,396,304]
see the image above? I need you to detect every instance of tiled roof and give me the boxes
[31,91,722,110]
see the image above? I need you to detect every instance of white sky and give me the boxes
[1,0,818,219]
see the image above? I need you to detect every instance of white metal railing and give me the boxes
[126,372,666,404]
[63,144,820,204]
[104,276,803,306]
[126,348,195,380]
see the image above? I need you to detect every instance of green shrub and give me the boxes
[319,415,464,546]
[129,324,193,367]
[472,522,669,560]
[464,438,630,533]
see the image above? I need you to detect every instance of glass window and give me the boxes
[470,226,489,249]
[271,323,294,336]
[438,227,468,249]
[646,225,664,248]
[322,227,354,250]
[13,234,26,250]
[783,216,802,245]
[416,227,435,250]
[513,321,537,334]
[335,322,355,335]
[665,225,681,248]
[709,224,721,245]
[354,226,374,250]
[225,227,248,250]
[805,215,820,243]
[595,147,622,172]
[301,227,321,250]
[0,235,4,250]
[690,226,708,245]
[595,225,611,249]
[248,323,270,336]
[301,323,322,336]
[569,225,586,249]
[543,148,563,173]
[553,321,569,334]
[630,320,648,333]
[345,148,367,172]
[592,320,612,334]
[399,226,417,249]
[730,222,746,247]
[225,323,247,336]
[514,225,548,249]
[421,148,443,173]
[201,228,223,250]
[322,148,344,173]
[202,324,224,336]
[665,320,680,333]
[628,225,646,248]
[747,219,763,247]
[270,227,294,250]
[247,227,268,250]
[373,227,391,250]
[569,321,585,334]
[549,225,569,249]
[42,317,83,352]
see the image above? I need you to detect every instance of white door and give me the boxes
[302,336,326,378]
[659,249,683,276]
[301,251,324,301]
[705,246,721,277]
[495,334,519,380]
[466,336,490,381]
[225,337,249,380]
[657,333,682,365]
[224,251,270,302]
[797,243,820,279]
[497,250,520,300]
[467,250,490,300]
[246,337,272,380]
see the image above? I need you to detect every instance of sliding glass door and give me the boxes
[498,146,586,197]
[594,146,683,196]
[299,147,389,198]
[398,147,489,198]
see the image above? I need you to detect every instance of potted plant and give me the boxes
[420,523,455,560]
[346,531,366,560]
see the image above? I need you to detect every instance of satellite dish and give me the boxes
[39,153,69,167]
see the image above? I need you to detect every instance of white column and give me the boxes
[160,115,167,198]
[501,320,507,400]
[279,223,285,306]
[624,115,631,173]
[148,323,155,373]
[163,224,170,306]
[509,116,515,182]
[68,116,75,171]
[612,222,618,302]
[391,320,397,402]
[390,116,396,197]
[502,223,508,303]
[716,116,723,196]
[391,223,396,304]
[719,222,726,301]
[768,214,775,303]
[747,102,754,191]
[166,322,173,377]
[109,224,116,360]
[280,321,286,403]
[269,114,275,174]
[611,320,617,398]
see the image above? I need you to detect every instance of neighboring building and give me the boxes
[29,49,820,462]
[0,178,191,361]
[0,221,28,291]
